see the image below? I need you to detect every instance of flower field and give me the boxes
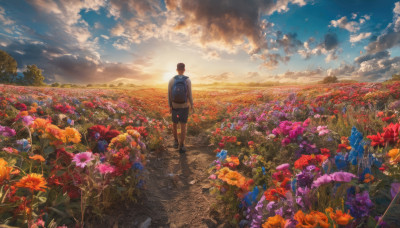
[1,82,400,227]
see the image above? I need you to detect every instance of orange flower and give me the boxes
[388,148,400,165]
[364,173,374,183]
[29,155,45,162]
[19,111,28,117]
[224,171,246,187]
[15,173,48,192]
[226,156,240,166]
[0,158,12,183]
[32,118,51,134]
[45,124,65,141]
[294,210,329,228]
[325,207,353,226]
[64,127,81,143]
[262,214,286,228]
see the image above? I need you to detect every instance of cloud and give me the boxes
[275,32,303,55]
[327,63,356,77]
[350,32,372,43]
[1,37,153,84]
[260,53,290,69]
[330,16,360,32]
[365,2,400,53]
[272,68,325,82]
[297,33,339,62]
[354,51,390,64]
[0,6,15,25]
[324,33,339,50]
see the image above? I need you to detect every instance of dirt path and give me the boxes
[103,135,225,228]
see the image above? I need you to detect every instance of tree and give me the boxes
[322,75,338,84]
[0,50,17,83]
[23,65,45,86]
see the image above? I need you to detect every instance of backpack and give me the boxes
[171,75,188,104]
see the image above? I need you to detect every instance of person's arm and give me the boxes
[168,79,172,110]
[187,78,194,111]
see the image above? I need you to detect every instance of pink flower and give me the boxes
[317,125,330,136]
[35,218,45,227]
[276,163,290,171]
[97,163,116,174]
[209,174,217,180]
[391,183,400,199]
[0,125,16,137]
[330,171,356,182]
[22,115,34,126]
[72,151,94,168]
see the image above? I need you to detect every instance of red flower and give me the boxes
[264,187,288,201]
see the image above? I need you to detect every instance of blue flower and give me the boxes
[335,153,348,170]
[97,140,108,152]
[348,127,366,165]
[262,166,266,175]
[132,162,144,171]
[243,186,259,207]
[216,149,227,160]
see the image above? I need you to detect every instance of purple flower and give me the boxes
[346,190,374,218]
[297,171,314,188]
[330,171,357,182]
[73,151,94,168]
[276,163,290,171]
[391,183,400,199]
[312,174,332,188]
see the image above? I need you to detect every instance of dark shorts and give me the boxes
[172,107,189,123]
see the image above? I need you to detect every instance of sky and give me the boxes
[1,0,400,84]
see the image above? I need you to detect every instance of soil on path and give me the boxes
[99,134,227,228]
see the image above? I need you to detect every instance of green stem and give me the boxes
[375,189,400,228]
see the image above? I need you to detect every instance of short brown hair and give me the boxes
[177,63,185,71]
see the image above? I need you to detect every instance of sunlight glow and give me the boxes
[162,71,177,82]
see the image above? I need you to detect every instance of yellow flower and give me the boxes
[388,149,400,165]
[262,214,286,228]
[64,127,81,144]
[216,167,231,181]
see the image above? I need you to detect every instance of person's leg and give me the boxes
[180,123,186,146]
[172,123,178,145]
[171,109,179,148]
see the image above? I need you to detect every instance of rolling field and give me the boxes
[1,82,400,227]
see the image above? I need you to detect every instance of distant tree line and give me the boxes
[0,50,45,86]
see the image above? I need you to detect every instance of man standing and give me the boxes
[168,63,194,153]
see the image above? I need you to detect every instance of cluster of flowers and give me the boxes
[0,85,162,227]
[208,82,400,227]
